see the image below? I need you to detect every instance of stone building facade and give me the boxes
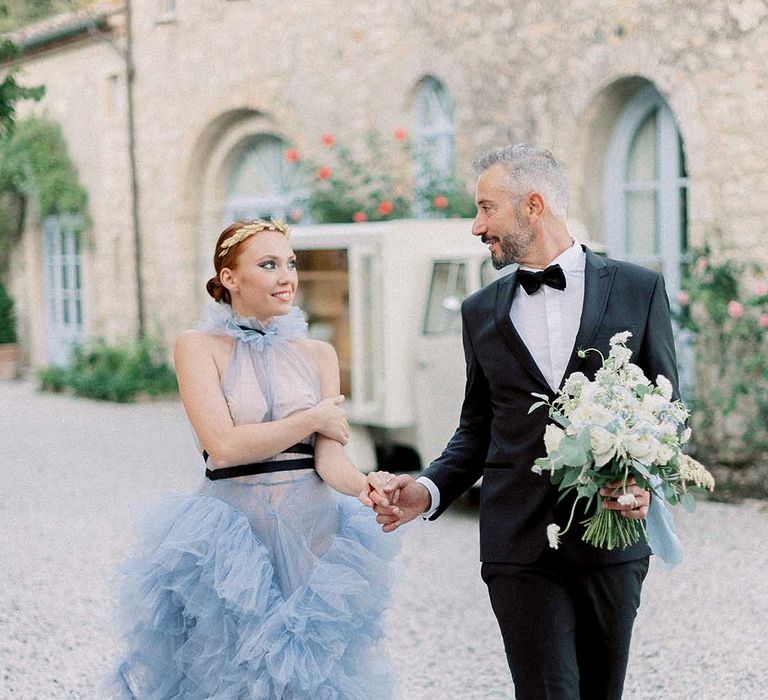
[4,0,768,367]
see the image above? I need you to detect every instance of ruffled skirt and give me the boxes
[106,471,400,699]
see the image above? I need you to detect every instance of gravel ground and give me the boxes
[1,380,767,699]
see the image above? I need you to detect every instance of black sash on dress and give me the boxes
[204,442,315,480]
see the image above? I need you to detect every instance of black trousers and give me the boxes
[481,553,649,700]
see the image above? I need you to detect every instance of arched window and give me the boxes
[412,77,455,209]
[604,85,688,297]
[223,134,308,223]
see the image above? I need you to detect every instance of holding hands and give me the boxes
[358,473,432,532]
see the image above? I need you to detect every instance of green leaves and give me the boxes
[681,492,697,513]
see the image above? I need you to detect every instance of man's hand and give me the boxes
[600,476,650,520]
[373,474,431,532]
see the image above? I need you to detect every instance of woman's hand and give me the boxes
[310,395,349,444]
[600,476,650,519]
[359,471,401,513]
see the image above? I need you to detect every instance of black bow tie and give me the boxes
[517,264,567,295]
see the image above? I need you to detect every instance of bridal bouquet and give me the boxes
[530,331,714,550]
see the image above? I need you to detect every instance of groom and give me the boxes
[374,144,679,699]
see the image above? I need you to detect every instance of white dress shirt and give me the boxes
[417,240,586,517]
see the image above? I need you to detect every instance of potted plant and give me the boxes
[0,281,19,380]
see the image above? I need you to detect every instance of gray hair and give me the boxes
[473,144,568,220]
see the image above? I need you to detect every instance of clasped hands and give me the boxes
[358,472,650,533]
[358,473,431,532]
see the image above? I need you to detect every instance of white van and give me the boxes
[290,218,502,475]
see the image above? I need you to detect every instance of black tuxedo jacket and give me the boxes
[422,247,680,566]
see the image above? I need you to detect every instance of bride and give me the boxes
[107,219,401,699]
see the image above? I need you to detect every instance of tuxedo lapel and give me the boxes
[560,247,615,383]
[494,270,551,392]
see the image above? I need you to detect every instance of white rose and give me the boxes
[681,427,692,444]
[625,432,661,464]
[543,424,565,455]
[656,444,675,465]
[587,405,614,428]
[589,426,617,467]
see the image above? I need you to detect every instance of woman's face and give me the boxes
[222,230,298,320]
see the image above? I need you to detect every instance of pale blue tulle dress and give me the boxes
[107,304,400,699]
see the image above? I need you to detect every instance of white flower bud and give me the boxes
[546,523,561,549]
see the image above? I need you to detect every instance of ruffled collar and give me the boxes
[195,302,308,348]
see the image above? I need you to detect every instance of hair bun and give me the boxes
[206,275,229,303]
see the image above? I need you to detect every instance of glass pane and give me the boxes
[423,262,466,335]
[228,135,306,199]
[449,264,468,334]
[626,191,658,256]
[294,249,352,397]
[415,78,453,129]
[679,186,688,253]
[626,110,657,182]
[678,133,688,178]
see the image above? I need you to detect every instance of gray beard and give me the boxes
[491,228,535,270]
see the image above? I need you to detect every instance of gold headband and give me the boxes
[218,219,289,259]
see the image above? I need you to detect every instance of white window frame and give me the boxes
[42,214,84,366]
[223,134,308,224]
[604,85,688,297]
[604,85,692,394]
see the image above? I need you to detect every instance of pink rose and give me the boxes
[321,133,335,147]
[759,314,768,329]
[393,128,408,141]
[754,281,768,296]
[352,211,368,223]
[433,195,449,209]
[727,300,745,319]
[696,257,708,272]
[677,290,690,306]
[316,166,332,180]
[284,149,300,162]
[377,200,394,216]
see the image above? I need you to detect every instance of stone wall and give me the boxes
[7,0,768,364]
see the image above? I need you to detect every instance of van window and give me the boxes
[480,257,513,287]
[423,261,467,335]
[294,249,351,396]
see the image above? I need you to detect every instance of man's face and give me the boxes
[471,164,535,269]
